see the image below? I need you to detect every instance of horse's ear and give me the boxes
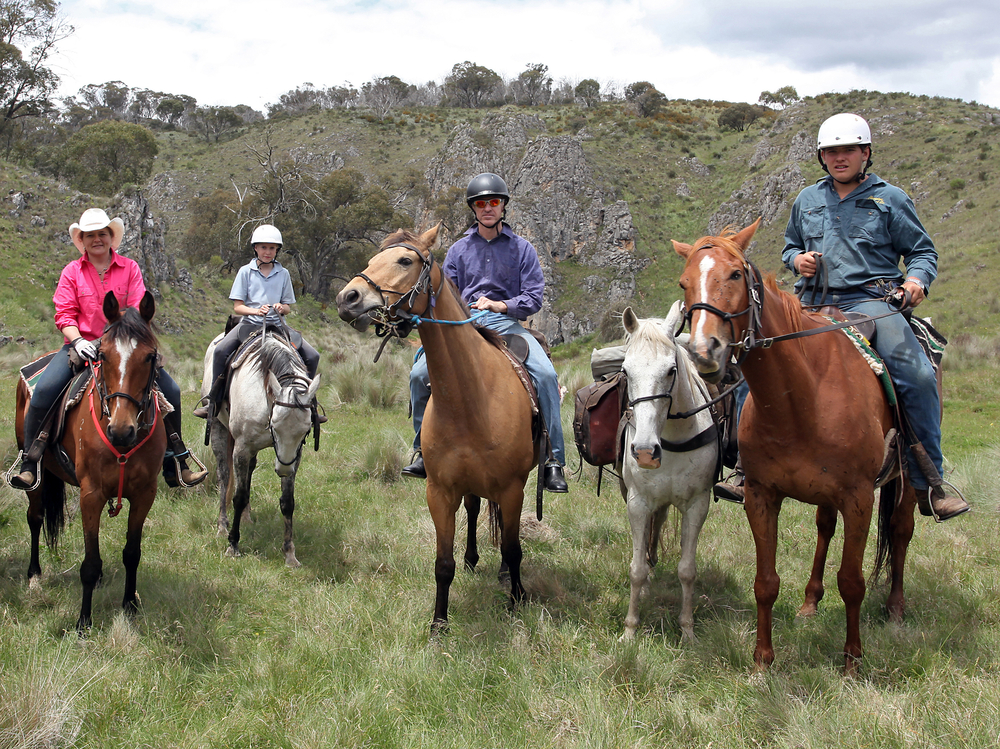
[139,291,156,323]
[732,218,762,252]
[421,223,442,253]
[672,240,693,259]
[103,291,121,322]
[306,374,321,400]
[267,371,282,398]
[664,300,685,337]
[622,306,639,336]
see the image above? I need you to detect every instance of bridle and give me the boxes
[268,374,312,468]
[682,251,907,358]
[91,343,160,433]
[350,242,443,361]
[87,342,161,517]
[682,254,764,365]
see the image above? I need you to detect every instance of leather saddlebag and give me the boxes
[573,371,626,466]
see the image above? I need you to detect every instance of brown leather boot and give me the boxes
[713,468,745,504]
[929,485,970,521]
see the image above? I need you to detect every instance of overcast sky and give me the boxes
[53,0,1000,111]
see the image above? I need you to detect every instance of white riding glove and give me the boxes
[72,337,98,362]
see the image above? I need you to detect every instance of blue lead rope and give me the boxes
[410,309,490,361]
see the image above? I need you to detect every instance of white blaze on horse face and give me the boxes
[693,255,717,344]
[116,337,138,384]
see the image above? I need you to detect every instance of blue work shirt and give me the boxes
[442,224,545,321]
[782,173,937,294]
[229,258,296,325]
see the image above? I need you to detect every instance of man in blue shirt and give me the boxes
[781,113,967,520]
[402,173,568,492]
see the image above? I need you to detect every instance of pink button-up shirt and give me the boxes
[53,250,146,342]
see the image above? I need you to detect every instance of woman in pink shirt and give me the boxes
[9,209,207,490]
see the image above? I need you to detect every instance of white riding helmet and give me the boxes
[250,224,282,247]
[816,113,871,150]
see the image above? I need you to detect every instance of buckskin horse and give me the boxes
[335,224,538,633]
[675,219,917,674]
[619,302,718,643]
[12,291,166,631]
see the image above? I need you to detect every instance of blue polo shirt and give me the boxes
[782,173,937,294]
[229,258,295,325]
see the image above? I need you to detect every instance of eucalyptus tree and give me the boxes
[0,0,72,136]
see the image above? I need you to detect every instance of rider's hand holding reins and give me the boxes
[794,251,822,278]
[900,279,925,308]
[72,337,98,362]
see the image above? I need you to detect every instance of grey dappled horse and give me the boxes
[202,331,320,566]
[619,301,718,642]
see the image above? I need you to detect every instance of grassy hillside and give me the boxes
[2,93,1000,747]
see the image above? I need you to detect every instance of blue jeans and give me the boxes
[835,295,941,490]
[409,312,565,465]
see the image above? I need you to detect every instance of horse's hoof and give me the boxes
[619,629,637,642]
[796,603,819,618]
[430,619,449,638]
[224,546,241,558]
[28,576,42,592]
[285,555,301,569]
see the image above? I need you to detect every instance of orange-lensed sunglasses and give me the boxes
[472,198,503,209]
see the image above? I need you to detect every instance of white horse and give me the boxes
[619,301,718,642]
[203,331,320,567]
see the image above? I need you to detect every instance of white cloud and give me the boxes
[51,0,1000,110]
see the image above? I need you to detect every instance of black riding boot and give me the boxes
[192,374,226,419]
[162,412,208,487]
[9,405,48,490]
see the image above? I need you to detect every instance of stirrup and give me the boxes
[171,450,209,488]
[5,450,42,492]
[926,478,971,523]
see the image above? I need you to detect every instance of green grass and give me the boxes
[4,91,1000,747]
[1,334,999,747]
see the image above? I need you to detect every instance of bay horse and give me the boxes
[674,219,917,674]
[203,331,320,566]
[335,224,537,633]
[13,291,166,631]
[619,302,718,642]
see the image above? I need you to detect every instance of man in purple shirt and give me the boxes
[402,173,568,492]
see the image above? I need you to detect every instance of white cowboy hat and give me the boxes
[69,208,125,253]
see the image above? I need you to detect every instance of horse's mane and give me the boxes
[380,228,424,250]
[104,306,158,349]
[257,335,309,387]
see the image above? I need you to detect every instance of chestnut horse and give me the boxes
[675,220,917,674]
[13,291,166,631]
[336,225,537,633]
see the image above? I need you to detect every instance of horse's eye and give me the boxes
[729,269,743,281]
[398,256,413,267]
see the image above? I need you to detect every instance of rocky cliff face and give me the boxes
[421,112,647,344]
[111,191,191,296]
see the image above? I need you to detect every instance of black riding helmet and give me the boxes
[466,173,509,230]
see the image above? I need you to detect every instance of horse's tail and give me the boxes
[869,477,898,585]
[40,473,67,549]
[487,499,501,548]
